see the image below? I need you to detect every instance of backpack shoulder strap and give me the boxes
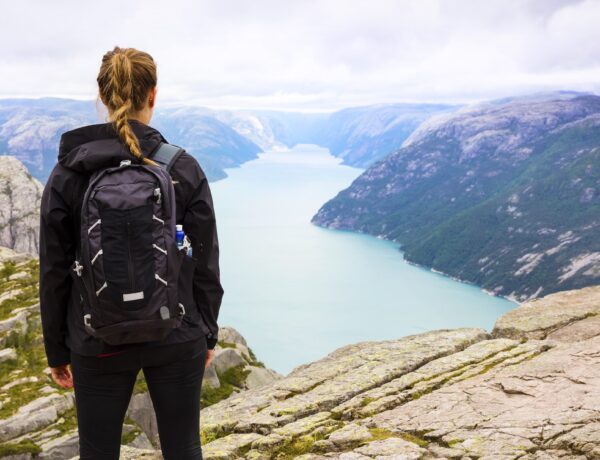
[148,142,184,172]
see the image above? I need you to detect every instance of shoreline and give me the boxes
[339,226,521,305]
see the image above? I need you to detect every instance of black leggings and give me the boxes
[70,338,207,460]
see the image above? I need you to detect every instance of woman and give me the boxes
[39,46,224,460]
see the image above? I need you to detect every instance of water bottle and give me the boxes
[176,225,193,256]
[176,225,185,251]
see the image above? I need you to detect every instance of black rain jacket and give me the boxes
[39,119,224,367]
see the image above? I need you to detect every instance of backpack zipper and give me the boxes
[127,220,135,290]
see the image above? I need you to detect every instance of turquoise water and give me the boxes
[209,144,516,375]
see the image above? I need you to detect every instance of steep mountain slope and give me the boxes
[312,94,600,301]
[153,106,263,180]
[0,98,96,181]
[318,103,456,167]
[0,157,43,255]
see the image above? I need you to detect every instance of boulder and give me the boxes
[211,347,247,374]
[126,392,159,447]
[38,430,79,460]
[218,327,248,347]
[244,366,281,389]
[493,284,600,340]
[0,347,17,364]
[203,363,220,389]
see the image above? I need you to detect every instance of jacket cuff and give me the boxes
[206,337,218,349]
[46,346,71,368]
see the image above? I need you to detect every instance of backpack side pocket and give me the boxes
[176,251,210,335]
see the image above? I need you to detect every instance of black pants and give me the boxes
[70,338,207,460]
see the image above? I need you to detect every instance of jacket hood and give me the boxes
[58,119,168,173]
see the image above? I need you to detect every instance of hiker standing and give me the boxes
[39,46,224,460]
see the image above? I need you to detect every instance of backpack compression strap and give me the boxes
[148,142,184,172]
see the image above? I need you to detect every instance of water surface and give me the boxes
[210,144,516,375]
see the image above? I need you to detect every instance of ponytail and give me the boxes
[97,46,158,166]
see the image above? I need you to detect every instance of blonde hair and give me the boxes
[97,46,158,165]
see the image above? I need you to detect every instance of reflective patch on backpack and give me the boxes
[123,291,145,302]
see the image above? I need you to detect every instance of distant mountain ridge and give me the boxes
[0,98,456,184]
[317,103,457,167]
[0,98,263,182]
[312,93,600,301]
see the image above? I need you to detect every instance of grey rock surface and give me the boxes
[0,157,43,255]
[197,286,600,459]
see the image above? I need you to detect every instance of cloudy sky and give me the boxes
[1,0,599,111]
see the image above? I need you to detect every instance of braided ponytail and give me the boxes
[97,46,158,166]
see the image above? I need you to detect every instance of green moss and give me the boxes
[408,386,435,401]
[447,438,464,447]
[247,347,265,368]
[133,373,148,394]
[365,427,429,448]
[201,364,250,407]
[55,407,79,435]
[200,422,235,445]
[274,431,328,459]
[0,320,48,388]
[399,432,429,447]
[0,382,47,419]
[0,285,39,320]
[0,261,17,281]
[360,396,376,407]
[201,382,237,407]
[330,411,343,420]
[220,364,251,387]
[200,428,219,445]
[0,439,42,456]
[218,341,237,349]
[367,427,396,442]
[120,416,142,445]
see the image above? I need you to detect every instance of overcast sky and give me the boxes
[1,0,599,111]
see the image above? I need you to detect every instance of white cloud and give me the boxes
[0,0,598,110]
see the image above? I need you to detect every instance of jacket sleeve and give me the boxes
[182,164,225,349]
[39,169,75,367]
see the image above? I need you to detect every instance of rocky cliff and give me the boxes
[312,93,600,301]
[197,284,600,460]
[0,157,43,255]
[0,250,281,460]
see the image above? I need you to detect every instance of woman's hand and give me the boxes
[50,364,73,389]
[205,349,215,369]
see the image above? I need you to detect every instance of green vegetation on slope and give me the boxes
[313,96,600,300]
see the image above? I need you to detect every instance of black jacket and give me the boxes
[39,119,224,367]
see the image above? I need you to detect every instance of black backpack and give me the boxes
[70,142,197,345]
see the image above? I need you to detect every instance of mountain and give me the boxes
[0,98,263,182]
[0,98,455,183]
[236,110,330,150]
[312,94,600,301]
[0,157,43,255]
[152,106,263,180]
[0,98,97,182]
[231,104,457,168]
[317,103,457,167]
